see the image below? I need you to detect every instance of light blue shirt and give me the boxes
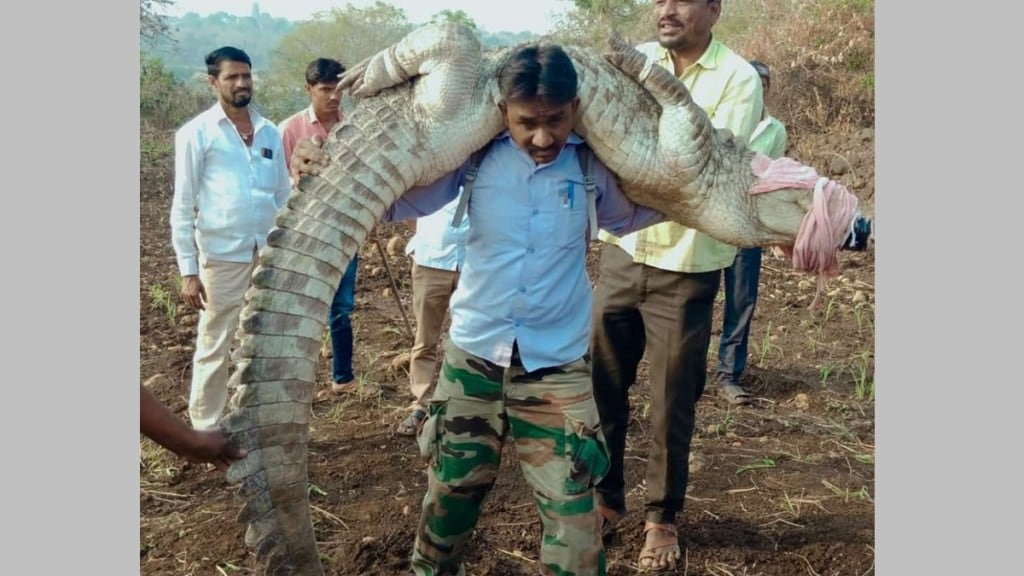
[384,132,666,371]
[405,196,469,272]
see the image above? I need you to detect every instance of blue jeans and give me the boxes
[716,247,762,386]
[329,255,359,384]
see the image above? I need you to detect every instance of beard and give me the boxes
[230,91,252,108]
[658,35,687,50]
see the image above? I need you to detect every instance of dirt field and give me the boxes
[139,128,875,576]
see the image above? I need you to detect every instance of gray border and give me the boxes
[877,1,1015,573]
[6,1,137,573]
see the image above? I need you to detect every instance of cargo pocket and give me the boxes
[562,404,611,496]
[417,399,448,470]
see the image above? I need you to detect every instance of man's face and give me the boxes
[653,0,720,52]
[209,60,253,109]
[500,97,580,165]
[307,81,341,117]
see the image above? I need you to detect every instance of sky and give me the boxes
[166,0,572,35]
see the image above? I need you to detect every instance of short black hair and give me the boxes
[305,58,346,86]
[205,46,251,77]
[749,60,770,79]
[497,44,578,105]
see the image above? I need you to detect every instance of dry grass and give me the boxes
[720,0,875,136]
[550,0,875,139]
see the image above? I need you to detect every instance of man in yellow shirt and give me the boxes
[590,0,764,571]
[715,59,788,405]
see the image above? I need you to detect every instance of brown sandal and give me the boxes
[638,523,680,572]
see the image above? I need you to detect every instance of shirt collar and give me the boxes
[653,35,723,75]
[205,101,269,134]
[304,103,344,125]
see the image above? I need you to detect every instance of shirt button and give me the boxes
[531,209,539,216]
[514,320,521,327]
[527,247,535,254]
[519,287,526,293]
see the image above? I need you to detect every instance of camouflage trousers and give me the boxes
[411,338,611,576]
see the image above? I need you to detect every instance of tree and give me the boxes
[429,9,477,30]
[261,2,416,122]
[140,0,176,46]
[568,0,643,20]
[140,56,209,130]
[549,0,650,47]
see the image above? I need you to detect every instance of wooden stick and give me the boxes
[497,549,536,564]
[373,238,414,341]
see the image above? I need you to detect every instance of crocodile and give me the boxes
[217,22,872,575]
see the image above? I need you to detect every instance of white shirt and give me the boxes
[405,196,469,272]
[170,103,291,276]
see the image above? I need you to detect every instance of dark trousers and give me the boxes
[590,244,720,524]
[717,247,763,385]
[329,255,359,384]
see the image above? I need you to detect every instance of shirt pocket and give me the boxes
[552,177,589,248]
[251,153,280,190]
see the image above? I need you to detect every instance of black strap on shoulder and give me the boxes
[575,143,599,240]
[451,140,494,227]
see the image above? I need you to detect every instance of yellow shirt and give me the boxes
[750,115,787,159]
[598,38,764,273]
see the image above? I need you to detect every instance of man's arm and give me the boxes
[140,385,246,470]
[170,126,208,310]
[382,170,464,223]
[170,127,202,277]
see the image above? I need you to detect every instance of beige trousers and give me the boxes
[409,262,460,408]
[188,251,256,430]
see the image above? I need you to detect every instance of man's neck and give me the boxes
[221,101,250,124]
[314,108,339,130]
[667,35,712,77]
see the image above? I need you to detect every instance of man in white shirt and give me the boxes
[170,46,291,431]
[395,197,469,436]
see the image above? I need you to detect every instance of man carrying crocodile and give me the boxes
[293,43,669,576]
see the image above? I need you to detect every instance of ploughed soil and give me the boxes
[139,127,875,576]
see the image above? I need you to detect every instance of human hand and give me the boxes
[289,135,330,180]
[181,275,206,310]
[180,428,247,471]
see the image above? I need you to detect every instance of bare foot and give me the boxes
[638,522,680,571]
